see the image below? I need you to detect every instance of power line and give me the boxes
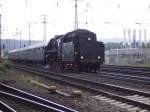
[95,0,121,9]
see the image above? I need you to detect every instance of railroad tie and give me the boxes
[56,90,71,97]
[126,107,141,112]
[71,90,82,97]
[139,110,149,112]
[92,95,148,112]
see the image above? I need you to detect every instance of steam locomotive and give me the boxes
[8,29,105,72]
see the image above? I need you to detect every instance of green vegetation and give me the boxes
[0,59,12,72]
[3,60,12,69]
[144,43,150,48]
[129,64,150,67]
[0,64,6,72]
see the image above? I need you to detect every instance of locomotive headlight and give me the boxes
[88,37,91,41]
[97,56,101,59]
[80,56,84,59]
[75,51,78,55]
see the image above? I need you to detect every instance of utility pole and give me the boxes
[74,0,78,30]
[20,30,21,48]
[123,28,126,48]
[139,29,142,48]
[18,30,22,48]
[0,14,1,58]
[41,15,47,42]
[128,28,131,48]
[144,29,147,47]
[16,28,22,48]
[27,22,37,46]
[13,34,16,49]
[28,23,31,46]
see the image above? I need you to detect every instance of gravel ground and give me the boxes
[0,68,149,112]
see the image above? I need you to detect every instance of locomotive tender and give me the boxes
[8,29,105,72]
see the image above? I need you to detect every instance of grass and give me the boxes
[0,64,6,72]
[0,59,12,72]
[3,60,12,69]
[129,64,150,67]
[23,77,47,91]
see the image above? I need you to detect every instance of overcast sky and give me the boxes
[1,0,150,42]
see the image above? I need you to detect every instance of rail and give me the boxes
[0,83,78,112]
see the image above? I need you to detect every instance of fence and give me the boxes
[105,48,150,65]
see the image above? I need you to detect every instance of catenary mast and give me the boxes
[0,14,1,58]
[74,0,78,30]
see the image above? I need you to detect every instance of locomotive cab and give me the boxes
[76,31,104,72]
[61,29,105,72]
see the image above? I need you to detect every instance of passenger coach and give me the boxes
[8,42,48,64]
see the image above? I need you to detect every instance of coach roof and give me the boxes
[8,41,49,53]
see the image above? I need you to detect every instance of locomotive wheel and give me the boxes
[78,65,82,72]
[60,63,64,70]
[93,68,97,73]
[89,68,92,72]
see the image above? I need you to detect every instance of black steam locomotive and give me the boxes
[45,29,105,72]
[8,29,104,72]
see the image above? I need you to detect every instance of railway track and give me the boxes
[0,83,78,112]
[15,64,150,111]
[103,64,150,71]
[97,71,150,84]
[20,63,150,84]
[101,65,150,77]
[0,101,16,112]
